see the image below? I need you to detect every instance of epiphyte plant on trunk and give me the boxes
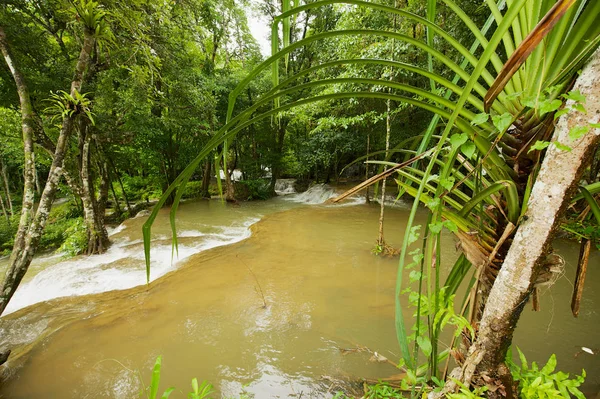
[0,0,112,317]
[143,0,600,396]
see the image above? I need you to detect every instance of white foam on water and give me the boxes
[332,195,367,207]
[3,218,260,315]
[283,184,335,204]
[274,179,296,195]
[107,223,127,236]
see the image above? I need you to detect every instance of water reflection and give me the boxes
[0,194,597,398]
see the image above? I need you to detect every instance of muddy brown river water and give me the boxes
[0,186,598,398]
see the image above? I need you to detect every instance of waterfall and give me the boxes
[274,179,296,195]
[284,183,335,204]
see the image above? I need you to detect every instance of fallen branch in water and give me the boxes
[330,149,434,204]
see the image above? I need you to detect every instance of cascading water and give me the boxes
[284,183,336,204]
[274,179,296,195]
[0,194,598,398]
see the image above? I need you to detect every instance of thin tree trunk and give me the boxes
[109,179,122,216]
[0,25,95,316]
[377,10,396,249]
[437,47,600,399]
[0,26,36,262]
[79,128,108,255]
[201,158,212,198]
[365,132,370,204]
[0,190,8,223]
[0,157,13,216]
[108,157,133,215]
[377,98,392,248]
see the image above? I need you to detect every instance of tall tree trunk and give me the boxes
[0,26,36,265]
[365,132,371,204]
[0,190,8,223]
[438,47,600,399]
[96,157,109,239]
[0,25,95,316]
[0,157,13,216]
[79,126,109,255]
[108,157,133,215]
[269,122,287,195]
[377,98,392,249]
[201,158,212,198]
[109,178,122,216]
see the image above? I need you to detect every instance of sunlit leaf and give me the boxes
[470,113,489,125]
[528,140,551,153]
[569,125,590,141]
[492,113,513,133]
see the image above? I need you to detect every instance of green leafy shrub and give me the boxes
[234,179,271,200]
[0,214,19,255]
[507,348,586,399]
[122,175,162,202]
[38,202,84,253]
[57,217,87,257]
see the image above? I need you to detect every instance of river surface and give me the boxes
[0,184,598,398]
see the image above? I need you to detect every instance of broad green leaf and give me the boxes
[427,197,441,210]
[417,335,432,357]
[470,112,489,125]
[408,225,421,245]
[440,176,455,191]
[449,133,468,148]
[409,270,422,283]
[429,222,443,234]
[492,112,513,132]
[553,142,572,152]
[554,108,569,119]
[521,95,537,108]
[563,90,586,103]
[569,125,590,141]
[150,356,162,399]
[461,141,476,159]
[161,388,174,398]
[573,103,587,114]
[443,220,458,233]
[528,140,551,153]
[541,354,557,374]
[539,99,563,116]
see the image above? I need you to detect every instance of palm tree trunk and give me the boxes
[438,47,600,399]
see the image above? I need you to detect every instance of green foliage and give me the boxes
[365,382,405,398]
[56,218,87,257]
[444,380,487,399]
[235,180,271,201]
[188,378,214,399]
[146,356,175,399]
[38,202,84,253]
[0,215,19,255]
[45,90,95,125]
[507,349,586,399]
[143,356,258,399]
[121,176,162,202]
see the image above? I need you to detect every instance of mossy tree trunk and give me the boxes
[0,25,96,316]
